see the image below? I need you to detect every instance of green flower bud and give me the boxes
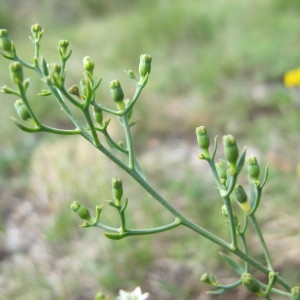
[200,273,217,286]
[247,156,260,180]
[14,99,31,121]
[10,62,23,85]
[80,77,92,99]
[31,24,43,40]
[31,24,42,34]
[139,54,152,79]
[233,185,251,213]
[94,292,110,300]
[241,273,262,294]
[291,286,300,300]
[110,80,125,110]
[112,177,123,205]
[196,126,210,153]
[0,29,13,53]
[216,160,227,182]
[126,69,137,80]
[71,201,93,222]
[83,56,94,74]
[93,106,103,127]
[223,134,239,168]
[59,39,69,54]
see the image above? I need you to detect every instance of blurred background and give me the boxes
[1,0,300,299]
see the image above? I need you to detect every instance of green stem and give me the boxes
[207,159,237,249]
[82,108,101,148]
[94,143,292,291]
[124,218,182,236]
[249,214,274,271]
[121,113,135,169]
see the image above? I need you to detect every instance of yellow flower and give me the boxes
[284,68,300,87]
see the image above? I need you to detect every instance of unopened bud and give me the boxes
[247,156,260,180]
[93,106,103,126]
[80,77,92,99]
[139,54,152,79]
[216,160,227,182]
[112,177,123,204]
[31,24,43,40]
[0,29,13,53]
[110,80,125,110]
[59,40,69,54]
[291,286,300,300]
[200,273,217,286]
[241,273,261,294]
[233,185,251,213]
[83,56,94,74]
[71,201,93,222]
[223,134,239,169]
[14,99,31,121]
[196,126,210,154]
[9,62,24,86]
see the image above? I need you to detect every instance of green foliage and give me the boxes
[1,24,299,300]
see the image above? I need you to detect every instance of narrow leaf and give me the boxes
[219,252,244,275]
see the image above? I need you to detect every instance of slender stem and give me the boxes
[82,108,101,148]
[18,84,42,127]
[40,125,81,135]
[249,215,274,271]
[207,159,237,249]
[223,195,238,249]
[121,113,135,169]
[125,218,182,236]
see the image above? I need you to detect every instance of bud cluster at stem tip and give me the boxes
[31,24,43,40]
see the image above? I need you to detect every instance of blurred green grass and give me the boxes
[1,0,300,299]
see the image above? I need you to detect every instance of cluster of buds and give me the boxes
[58,39,71,60]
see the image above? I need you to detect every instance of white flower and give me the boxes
[117,286,149,300]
